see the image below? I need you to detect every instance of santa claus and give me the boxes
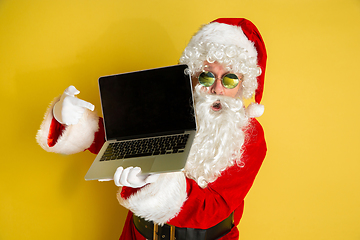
[37,18,267,240]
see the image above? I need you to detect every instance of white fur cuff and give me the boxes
[36,96,100,155]
[117,172,187,225]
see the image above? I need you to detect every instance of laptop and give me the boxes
[85,64,197,180]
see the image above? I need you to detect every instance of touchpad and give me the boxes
[121,157,155,173]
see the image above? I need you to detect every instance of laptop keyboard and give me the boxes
[100,134,189,161]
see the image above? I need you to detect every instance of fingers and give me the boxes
[113,166,159,188]
[64,85,80,96]
[63,85,95,111]
[114,167,124,187]
[61,99,85,125]
[119,167,133,186]
[145,173,160,184]
[68,97,95,111]
[53,85,95,125]
[128,167,142,181]
[59,92,95,125]
[114,166,140,187]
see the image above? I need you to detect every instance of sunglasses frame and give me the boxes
[197,70,241,89]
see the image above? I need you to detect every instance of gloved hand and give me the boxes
[113,166,160,188]
[53,85,95,125]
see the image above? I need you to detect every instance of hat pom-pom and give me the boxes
[246,103,264,118]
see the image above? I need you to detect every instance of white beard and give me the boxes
[185,85,249,188]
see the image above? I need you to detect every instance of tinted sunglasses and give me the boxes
[198,71,241,89]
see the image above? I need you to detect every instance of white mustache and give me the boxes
[193,84,244,114]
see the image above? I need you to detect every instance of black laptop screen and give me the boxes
[99,65,196,141]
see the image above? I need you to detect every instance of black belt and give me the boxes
[133,213,234,240]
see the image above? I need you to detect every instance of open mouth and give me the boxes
[211,100,222,112]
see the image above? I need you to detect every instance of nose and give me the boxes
[209,78,224,95]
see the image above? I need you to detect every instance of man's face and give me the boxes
[192,61,243,99]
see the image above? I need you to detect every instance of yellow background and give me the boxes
[1,0,359,239]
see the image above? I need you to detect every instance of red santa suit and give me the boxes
[118,119,266,240]
[37,109,265,240]
[36,18,268,240]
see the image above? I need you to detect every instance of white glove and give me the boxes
[53,85,95,125]
[113,166,160,188]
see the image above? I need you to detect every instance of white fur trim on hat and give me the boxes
[36,96,100,155]
[246,103,264,118]
[117,172,187,225]
[194,22,257,58]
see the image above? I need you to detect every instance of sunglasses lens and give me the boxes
[198,71,215,87]
[222,74,239,89]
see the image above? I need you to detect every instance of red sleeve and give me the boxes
[167,119,267,229]
[47,117,106,154]
[87,118,106,154]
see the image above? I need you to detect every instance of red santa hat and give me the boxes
[211,18,267,105]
